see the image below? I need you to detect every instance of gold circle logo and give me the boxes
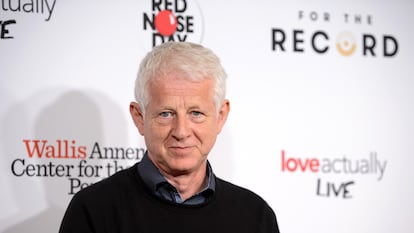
[336,31,357,56]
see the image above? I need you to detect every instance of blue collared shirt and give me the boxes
[137,153,215,205]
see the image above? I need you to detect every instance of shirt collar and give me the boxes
[137,152,215,203]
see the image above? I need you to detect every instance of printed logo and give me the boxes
[280,150,388,199]
[271,11,399,57]
[10,139,145,195]
[0,0,57,39]
[336,31,357,56]
[138,0,204,50]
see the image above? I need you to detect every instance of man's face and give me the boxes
[130,75,229,176]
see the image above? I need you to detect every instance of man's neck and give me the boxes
[161,165,208,202]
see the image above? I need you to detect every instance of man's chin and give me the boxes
[168,146,197,156]
[166,159,206,176]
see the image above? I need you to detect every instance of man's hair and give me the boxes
[134,42,227,112]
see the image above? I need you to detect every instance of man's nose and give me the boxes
[171,115,191,140]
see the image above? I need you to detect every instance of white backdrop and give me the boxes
[1,0,414,232]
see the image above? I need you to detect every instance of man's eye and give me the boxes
[191,111,202,117]
[160,112,173,118]
[190,111,206,123]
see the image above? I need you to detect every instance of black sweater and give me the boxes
[59,163,280,233]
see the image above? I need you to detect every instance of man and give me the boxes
[59,42,280,233]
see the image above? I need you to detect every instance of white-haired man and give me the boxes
[59,42,280,233]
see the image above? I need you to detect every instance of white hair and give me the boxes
[134,42,227,112]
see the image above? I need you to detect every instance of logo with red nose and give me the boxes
[139,0,204,49]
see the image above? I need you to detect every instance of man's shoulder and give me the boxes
[213,176,278,229]
[72,163,139,204]
[215,177,269,207]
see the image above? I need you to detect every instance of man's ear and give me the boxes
[217,99,230,134]
[129,102,145,136]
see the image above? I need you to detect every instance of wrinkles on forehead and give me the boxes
[146,75,216,112]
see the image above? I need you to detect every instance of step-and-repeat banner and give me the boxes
[1,0,413,232]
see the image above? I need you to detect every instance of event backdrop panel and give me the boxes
[1,0,413,233]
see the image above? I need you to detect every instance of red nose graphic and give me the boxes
[155,10,177,36]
